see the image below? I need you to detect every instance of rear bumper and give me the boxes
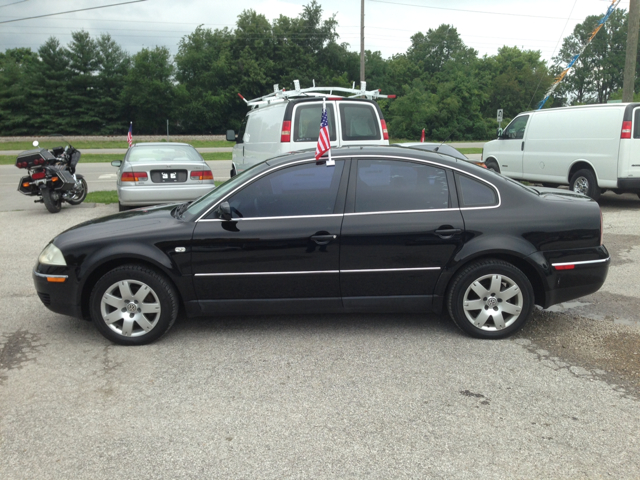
[118,183,215,206]
[543,254,610,307]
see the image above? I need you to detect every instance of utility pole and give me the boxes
[623,0,640,102]
[360,0,365,83]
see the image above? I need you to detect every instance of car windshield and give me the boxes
[127,145,202,163]
[184,162,271,219]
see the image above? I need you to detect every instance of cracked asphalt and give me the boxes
[1,190,640,479]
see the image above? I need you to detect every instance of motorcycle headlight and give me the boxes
[38,243,67,266]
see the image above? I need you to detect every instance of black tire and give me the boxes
[570,169,600,200]
[485,159,500,173]
[447,259,534,339]
[118,202,130,212]
[89,265,179,345]
[42,187,62,213]
[230,165,237,177]
[66,176,88,205]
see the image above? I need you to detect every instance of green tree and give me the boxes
[0,48,38,134]
[120,47,176,134]
[66,30,100,133]
[95,34,131,134]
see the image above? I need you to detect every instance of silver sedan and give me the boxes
[112,143,216,211]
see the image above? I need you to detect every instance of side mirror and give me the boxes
[32,140,39,147]
[226,130,236,142]
[496,128,503,138]
[219,201,232,221]
[111,160,122,167]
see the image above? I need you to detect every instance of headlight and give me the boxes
[38,243,67,266]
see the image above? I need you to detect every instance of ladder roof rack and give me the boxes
[240,79,395,108]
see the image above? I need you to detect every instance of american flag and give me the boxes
[127,122,133,147]
[315,102,330,162]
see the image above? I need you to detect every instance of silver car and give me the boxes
[112,143,216,211]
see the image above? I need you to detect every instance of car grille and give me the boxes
[150,170,188,183]
[37,292,51,306]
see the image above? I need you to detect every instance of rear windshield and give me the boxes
[127,145,202,163]
[340,103,381,141]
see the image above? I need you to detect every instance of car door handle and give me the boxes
[434,228,462,237]
[311,234,337,245]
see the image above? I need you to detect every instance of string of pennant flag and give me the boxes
[537,0,622,110]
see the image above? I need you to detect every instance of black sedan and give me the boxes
[33,146,610,345]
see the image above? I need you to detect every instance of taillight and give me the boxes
[380,119,389,140]
[32,171,46,180]
[121,172,148,182]
[281,120,291,142]
[190,170,213,180]
[621,120,632,139]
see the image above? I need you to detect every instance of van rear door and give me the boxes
[619,106,640,185]
[337,101,388,147]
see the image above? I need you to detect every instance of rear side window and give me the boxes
[340,103,381,141]
[226,161,344,218]
[293,104,337,142]
[355,159,450,212]
[456,174,498,207]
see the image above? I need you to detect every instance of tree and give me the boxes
[66,30,100,133]
[0,48,38,134]
[120,47,176,134]
[95,34,130,134]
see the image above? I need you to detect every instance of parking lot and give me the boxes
[1,166,640,478]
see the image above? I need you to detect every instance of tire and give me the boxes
[42,187,62,213]
[447,259,534,339]
[66,176,88,205]
[118,202,130,212]
[89,265,179,345]
[485,159,500,173]
[230,165,237,177]
[570,169,600,200]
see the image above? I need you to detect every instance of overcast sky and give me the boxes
[0,0,631,69]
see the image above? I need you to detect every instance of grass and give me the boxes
[86,183,225,205]
[0,140,235,150]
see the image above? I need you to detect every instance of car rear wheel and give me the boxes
[118,202,131,212]
[570,169,600,200]
[89,265,179,345]
[447,260,534,339]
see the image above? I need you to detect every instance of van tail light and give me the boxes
[621,120,632,139]
[191,170,213,180]
[380,119,389,140]
[121,172,148,182]
[281,121,291,142]
[31,171,46,180]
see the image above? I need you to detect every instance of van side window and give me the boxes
[355,159,450,212]
[503,115,529,140]
[340,104,381,141]
[236,117,247,144]
[634,109,640,139]
[455,173,498,207]
[293,104,337,142]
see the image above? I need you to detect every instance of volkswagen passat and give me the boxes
[34,146,610,345]
[112,142,215,211]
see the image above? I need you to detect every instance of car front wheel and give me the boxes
[90,265,179,345]
[447,260,534,339]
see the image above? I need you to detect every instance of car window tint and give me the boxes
[457,174,498,207]
[226,161,344,218]
[293,104,336,142]
[339,103,381,141]
[355,159,449,212]
[128,146,202,163]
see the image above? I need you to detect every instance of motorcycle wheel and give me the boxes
[66,176,88,205]
[42,188,62,213]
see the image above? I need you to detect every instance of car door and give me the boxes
[339,157,465,312]
[494,114,529,179]
[191,159,348,315]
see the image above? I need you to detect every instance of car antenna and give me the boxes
[434,130,453,152]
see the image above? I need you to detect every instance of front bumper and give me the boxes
[33,265,84,319]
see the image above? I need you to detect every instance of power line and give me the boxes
[0,0,30,9]
[0,0,149,24]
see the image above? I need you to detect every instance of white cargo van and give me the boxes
[226,81,393,176]
[482,103,640,200]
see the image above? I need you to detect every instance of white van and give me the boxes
[482,103,640,200]
[226,81,393,176]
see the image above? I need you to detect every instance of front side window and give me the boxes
[503,115,529,140]
[355,159,450,213]
[293,104,337,142]
[340,103,381,141]
[225,161,345,218]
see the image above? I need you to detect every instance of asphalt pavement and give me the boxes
[1,169,640,479]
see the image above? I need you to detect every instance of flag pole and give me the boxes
[325,98,334,166]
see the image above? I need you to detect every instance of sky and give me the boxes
[0,0,631,70]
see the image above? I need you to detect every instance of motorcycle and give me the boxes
[15,138,88,213]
